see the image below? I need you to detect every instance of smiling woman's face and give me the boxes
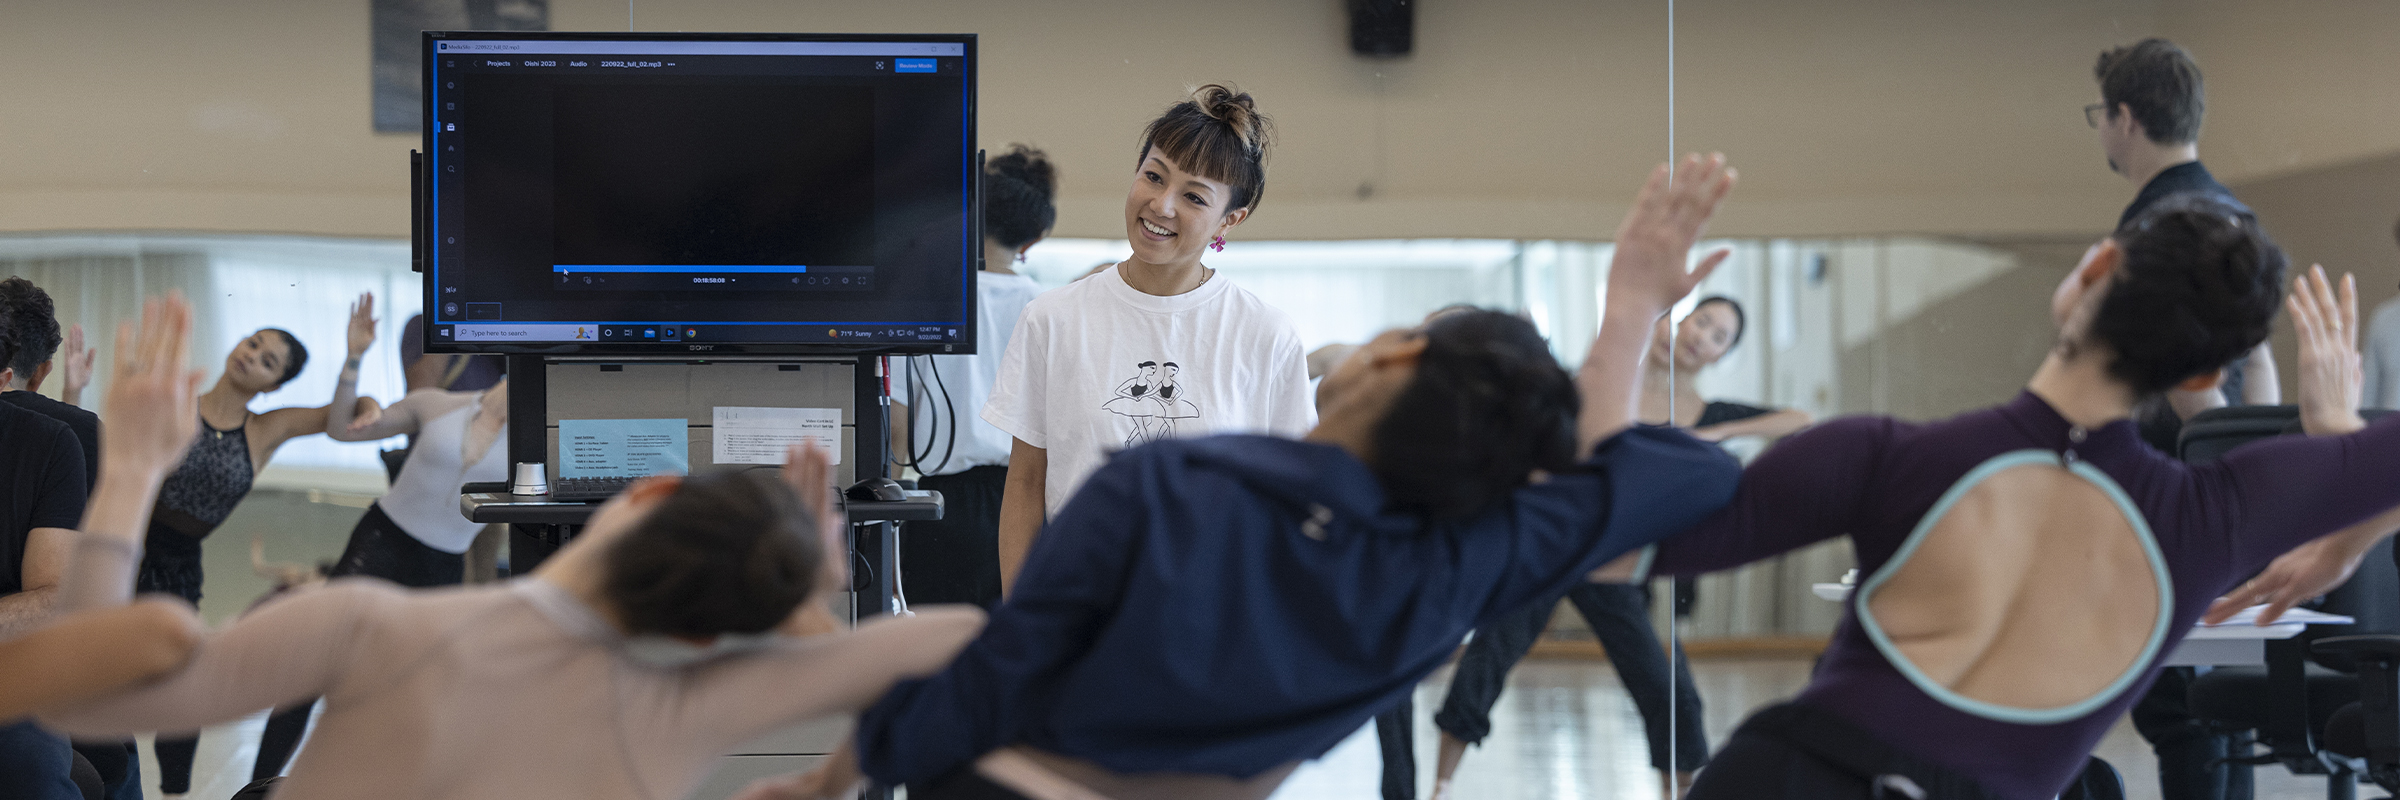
[1123,147,1245,269]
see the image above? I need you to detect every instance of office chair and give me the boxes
[2181,407,2400,800]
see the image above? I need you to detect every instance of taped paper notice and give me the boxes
[713,406,842,465]
[559,418,690,477]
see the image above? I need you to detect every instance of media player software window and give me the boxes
[426,39,973,348]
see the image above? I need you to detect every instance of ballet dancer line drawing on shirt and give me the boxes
[1102,361,1161,448]
[1151,362,1200,438]
[1100,360,1201,448]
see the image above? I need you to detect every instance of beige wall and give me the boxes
[2165,0,2400,186]
[2233,152,2400,401]
[6,0,2399,241]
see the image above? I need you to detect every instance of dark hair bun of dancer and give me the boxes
[2097,195,2286,396]
[604,470,824,639]
[985,145,1058,250]
[1137,83,1273,213]
[1373,309,1579,521]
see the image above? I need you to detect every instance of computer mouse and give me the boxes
[845,477,907,502]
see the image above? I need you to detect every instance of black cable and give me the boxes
[924,355,958,474]
[892,355,959,477]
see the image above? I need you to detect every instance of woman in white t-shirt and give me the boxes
[889,145,1057,608]
[983,84,1313,591]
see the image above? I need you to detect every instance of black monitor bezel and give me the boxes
[419,30,981,357]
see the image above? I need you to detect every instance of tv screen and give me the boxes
[420,32,978,355]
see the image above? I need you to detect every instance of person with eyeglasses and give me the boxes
[2088,38,2286,800]
[2086,38,2281,438]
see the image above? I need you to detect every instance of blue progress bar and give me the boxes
[553,265,808,274]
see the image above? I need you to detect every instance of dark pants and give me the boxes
[902,465,1008,609]
[910,768,1032,800]
[152,736,197,795]
[134,529,208,796]
[2131,668,2254,800]
[254,506,464,780]
[67,742,139,800]
[1431,584,1707,771]
[1687,703,1999,800]
[0,720,79,800]
[1375,698,1415,800]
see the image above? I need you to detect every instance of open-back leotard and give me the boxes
[1636,392,2400,799]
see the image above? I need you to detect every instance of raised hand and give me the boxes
[2289,264,2365,436]
[60,323,94,405]
[781,443,849,596]
[1578,155,1738,446]
[100,294,204,487]
[346,292,379,358]
[1606,153,1738,318]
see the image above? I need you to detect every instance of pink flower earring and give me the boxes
[1210,235,1226,253]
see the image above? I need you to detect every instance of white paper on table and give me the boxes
[712,406,842,465]
[2195,604,2354,628]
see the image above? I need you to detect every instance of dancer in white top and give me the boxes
[246,291,513,779]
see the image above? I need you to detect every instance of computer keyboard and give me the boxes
[548,476,638,502]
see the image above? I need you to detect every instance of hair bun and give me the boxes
[987,145,1057,202]
[1191,83,1269,155]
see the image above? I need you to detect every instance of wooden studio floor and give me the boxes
[146,489,2340,800]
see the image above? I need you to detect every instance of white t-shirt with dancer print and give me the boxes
[983,264,1314,515]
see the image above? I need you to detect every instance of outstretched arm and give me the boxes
[1693,408,1815,442]
[851,452,1147,786]
[0,601,200,720]
[1577,154,1737,452]
[1593,416,1889,583]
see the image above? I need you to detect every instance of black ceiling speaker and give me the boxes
[1349,0,1413,58]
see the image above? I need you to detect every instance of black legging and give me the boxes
[1431,584,1707,771]
[1686,703,1999,800]
[251,506,463,781]
[908,768,1034,800]
[137,529,207,796]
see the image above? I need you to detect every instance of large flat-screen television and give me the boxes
[419,31,978,356]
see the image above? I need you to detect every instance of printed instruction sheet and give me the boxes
[713,406,843,465]
[559,418,691,477]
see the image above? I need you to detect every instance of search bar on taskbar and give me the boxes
[451,324,605,342]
